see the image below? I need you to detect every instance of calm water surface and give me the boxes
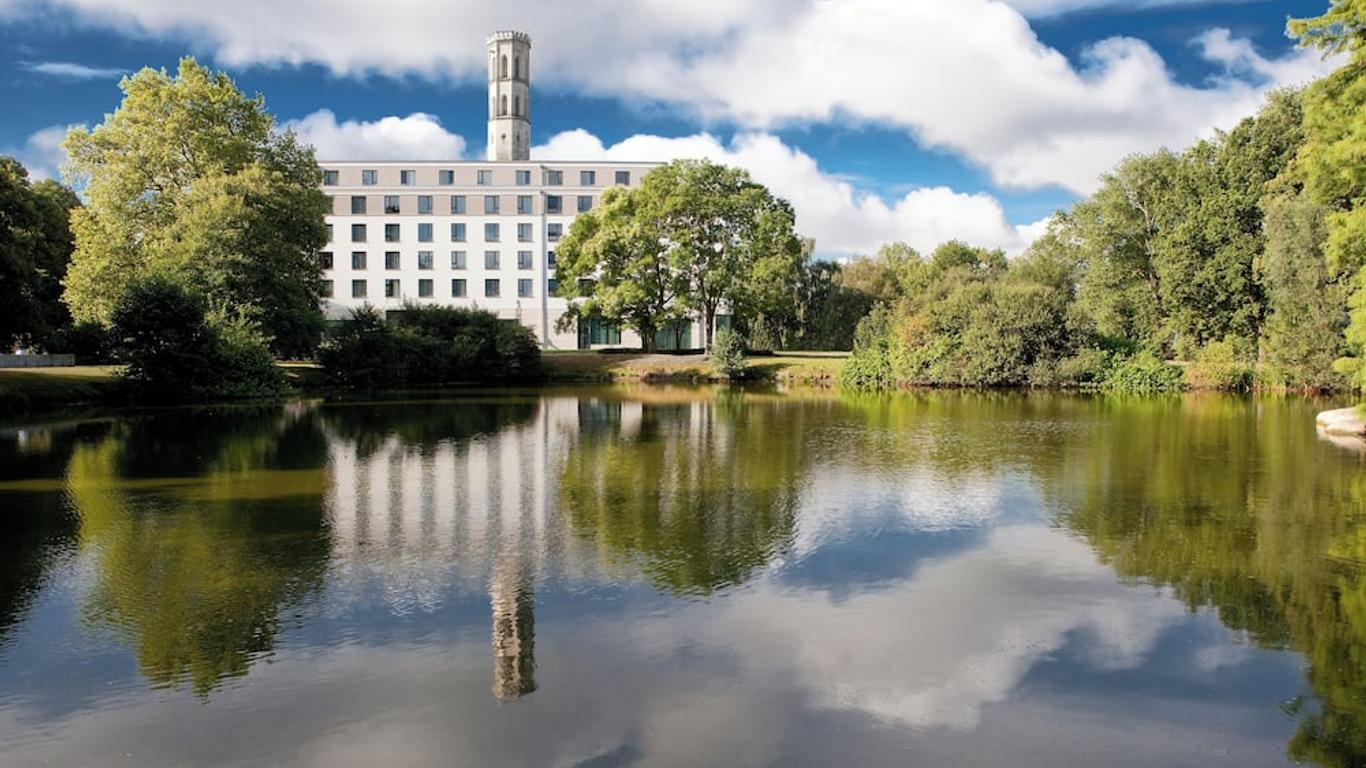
[1,388,1364,767]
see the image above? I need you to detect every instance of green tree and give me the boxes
[557,160,801,351]
[109,276,285,399]
[555,183,687,352]
[62,57,329,357]
[0,157,80,351]
[1288,1,1366,385]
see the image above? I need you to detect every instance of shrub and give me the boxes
[710,328,746,380]
[109,276,285,399]
[319,303,542,387]
[839,305,897,390]
[1100,350,1186,393]
[1186,337,1255,391]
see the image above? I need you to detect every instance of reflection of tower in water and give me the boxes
[491,551,536,699]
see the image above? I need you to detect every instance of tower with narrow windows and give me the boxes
[487,31,531,162]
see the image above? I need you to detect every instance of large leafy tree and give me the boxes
[0,157,80,351]
[555,183,688,352]
[557,159,801,351]
[62,57,329,358]
[655,160,801,350]
[1287,1,1366,384]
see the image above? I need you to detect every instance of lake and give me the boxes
[1,387,1363,767]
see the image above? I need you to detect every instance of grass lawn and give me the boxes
[0,365,122,416]
[542,350,848,385]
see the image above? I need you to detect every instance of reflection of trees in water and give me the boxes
[318,398,539,459]
[0,421,112,646]
[1032,394,1366,768]
[491,552,536,699]
[560,393,803,596]
[67,407,332,696]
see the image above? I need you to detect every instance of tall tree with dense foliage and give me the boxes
[0,157,80,351]
[557,159,801,351]
[62,58,329,357]
[655,160,802,350]
[555,183,687,352]
[1287,1,1366,385]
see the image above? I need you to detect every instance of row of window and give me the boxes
[322,168,628,188]
[337,221,567,244]
[323,250,557,271]
[324,278,554,300]
[343,194,593,215]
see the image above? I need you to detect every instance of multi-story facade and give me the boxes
[316,31,687,350]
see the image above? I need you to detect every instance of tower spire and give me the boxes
[487,31,531,161]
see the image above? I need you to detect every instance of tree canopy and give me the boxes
[555,159,800,351]
[0,157,80,352]
[63,57,329,358]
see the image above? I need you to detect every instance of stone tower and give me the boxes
[487,31,531,162]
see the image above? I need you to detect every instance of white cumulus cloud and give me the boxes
[283,110,466,161]
[2,125,72,181]
[534,128,1049,257]
[0,0,1333,195]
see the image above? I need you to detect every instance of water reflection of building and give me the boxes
[490,552,535,698]
[320,395,652,699]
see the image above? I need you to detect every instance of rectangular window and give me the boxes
[385,223,400,242]
[546,195,562,214]
[546,170,563,186]
[351,251,367,270]
[351,279,367,298]
[385,251,400,270]
[451,278,467,297]
[450,195,466,214]
[351,195,367,214]
[580,170,596,186]
[323,170,339,186]
[325,223,333,242]
[417,195,432,214]
[400,169,416,186]
[484,279,500,297]
[450,250,466,269]
[321,280,334,298]
[517,250,533,270]
[417,250,433,270]
[548,250,557,268]
[615,170,630,185]
[384,195,400,214]
[547,223,563,241]
[351,224,366,242]
[477,169,493,186]
[484,195,499,214]
[439,170,455,185]
[547,278,558,295]
[484,223,499,242]
[418,223,433,242]
[385,279,400,298]
[577,195,593,213]
[320,251,334,270]
[451,222,466,242]
[517,195,532,215]
[484,250,500,269]
[518,278,533,298]
[517,222,532,242]
[515,169,531,186]
[361,169,377,186]
[418,278,433,298]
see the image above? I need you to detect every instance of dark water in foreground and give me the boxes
[1,388,1364,767]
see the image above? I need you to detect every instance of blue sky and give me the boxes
[0,0,1335,256]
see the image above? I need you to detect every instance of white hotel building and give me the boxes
[317,31,695,350]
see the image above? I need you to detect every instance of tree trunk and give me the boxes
[704,306,716,352]
[641,324,657,353]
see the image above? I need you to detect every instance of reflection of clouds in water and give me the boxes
[791,464,1038,558]
[645,525,1186,731]
[0,523,1279,767]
